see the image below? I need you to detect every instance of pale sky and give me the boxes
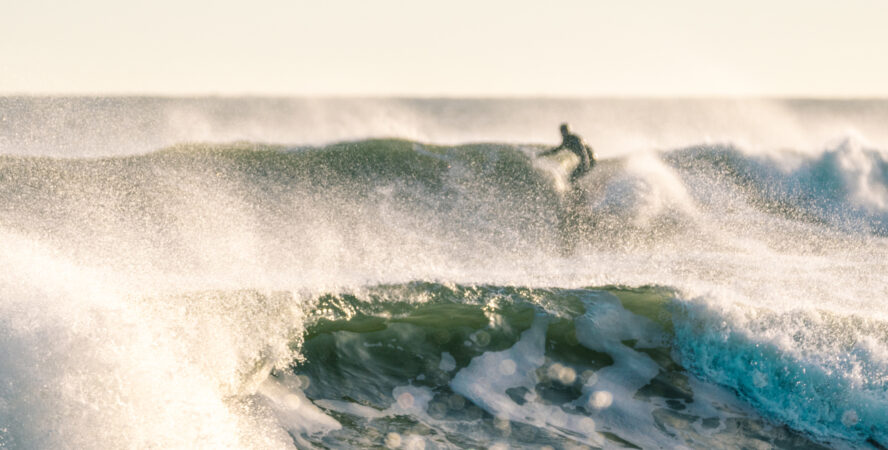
[2,0,887,97]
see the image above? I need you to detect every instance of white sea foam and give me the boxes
[0,230,303,448]
[450,315,604,447]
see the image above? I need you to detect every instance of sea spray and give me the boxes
[1,99,886,448]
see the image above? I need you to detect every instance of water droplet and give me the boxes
[385,432,402,448]
[472,330,491,347]
[589,390,613,409]
[499,359,517,375]
[548,409,567,427]
[402,435,425,450]
[558,366,576,385]
[842,409,859,427]
[397,392,415,410]
[282,393,301,410]
[428,401,447,418]
[547,363,577,385]
[580,417,596,431]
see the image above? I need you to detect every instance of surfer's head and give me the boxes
[560,123,570,136]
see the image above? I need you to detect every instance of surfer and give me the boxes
[538,123,596,181]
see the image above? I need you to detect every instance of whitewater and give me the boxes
[0,98,886,449]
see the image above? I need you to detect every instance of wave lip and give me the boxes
[666,136,888,235]
[672,296,888,447]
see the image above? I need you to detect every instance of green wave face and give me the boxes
[0,140,578,275]
[284,283,824,449]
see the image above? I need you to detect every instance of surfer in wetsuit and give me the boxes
[538,124,597,253]
[538,123,596,181]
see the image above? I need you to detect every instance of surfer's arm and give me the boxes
[537,145,563,157]
[585,145,597,167]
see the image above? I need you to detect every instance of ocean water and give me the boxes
[0,98,886,449]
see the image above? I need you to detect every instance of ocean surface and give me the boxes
[0,98,886,449]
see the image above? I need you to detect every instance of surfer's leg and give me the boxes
[569,165,587,182]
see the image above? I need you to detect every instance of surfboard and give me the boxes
[546,149,582,173]
[535,149,582,192]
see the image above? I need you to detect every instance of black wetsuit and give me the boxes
[541,132,596,181]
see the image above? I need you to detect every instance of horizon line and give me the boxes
[4,92,888,101]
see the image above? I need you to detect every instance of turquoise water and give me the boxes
[1,99,887,448]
